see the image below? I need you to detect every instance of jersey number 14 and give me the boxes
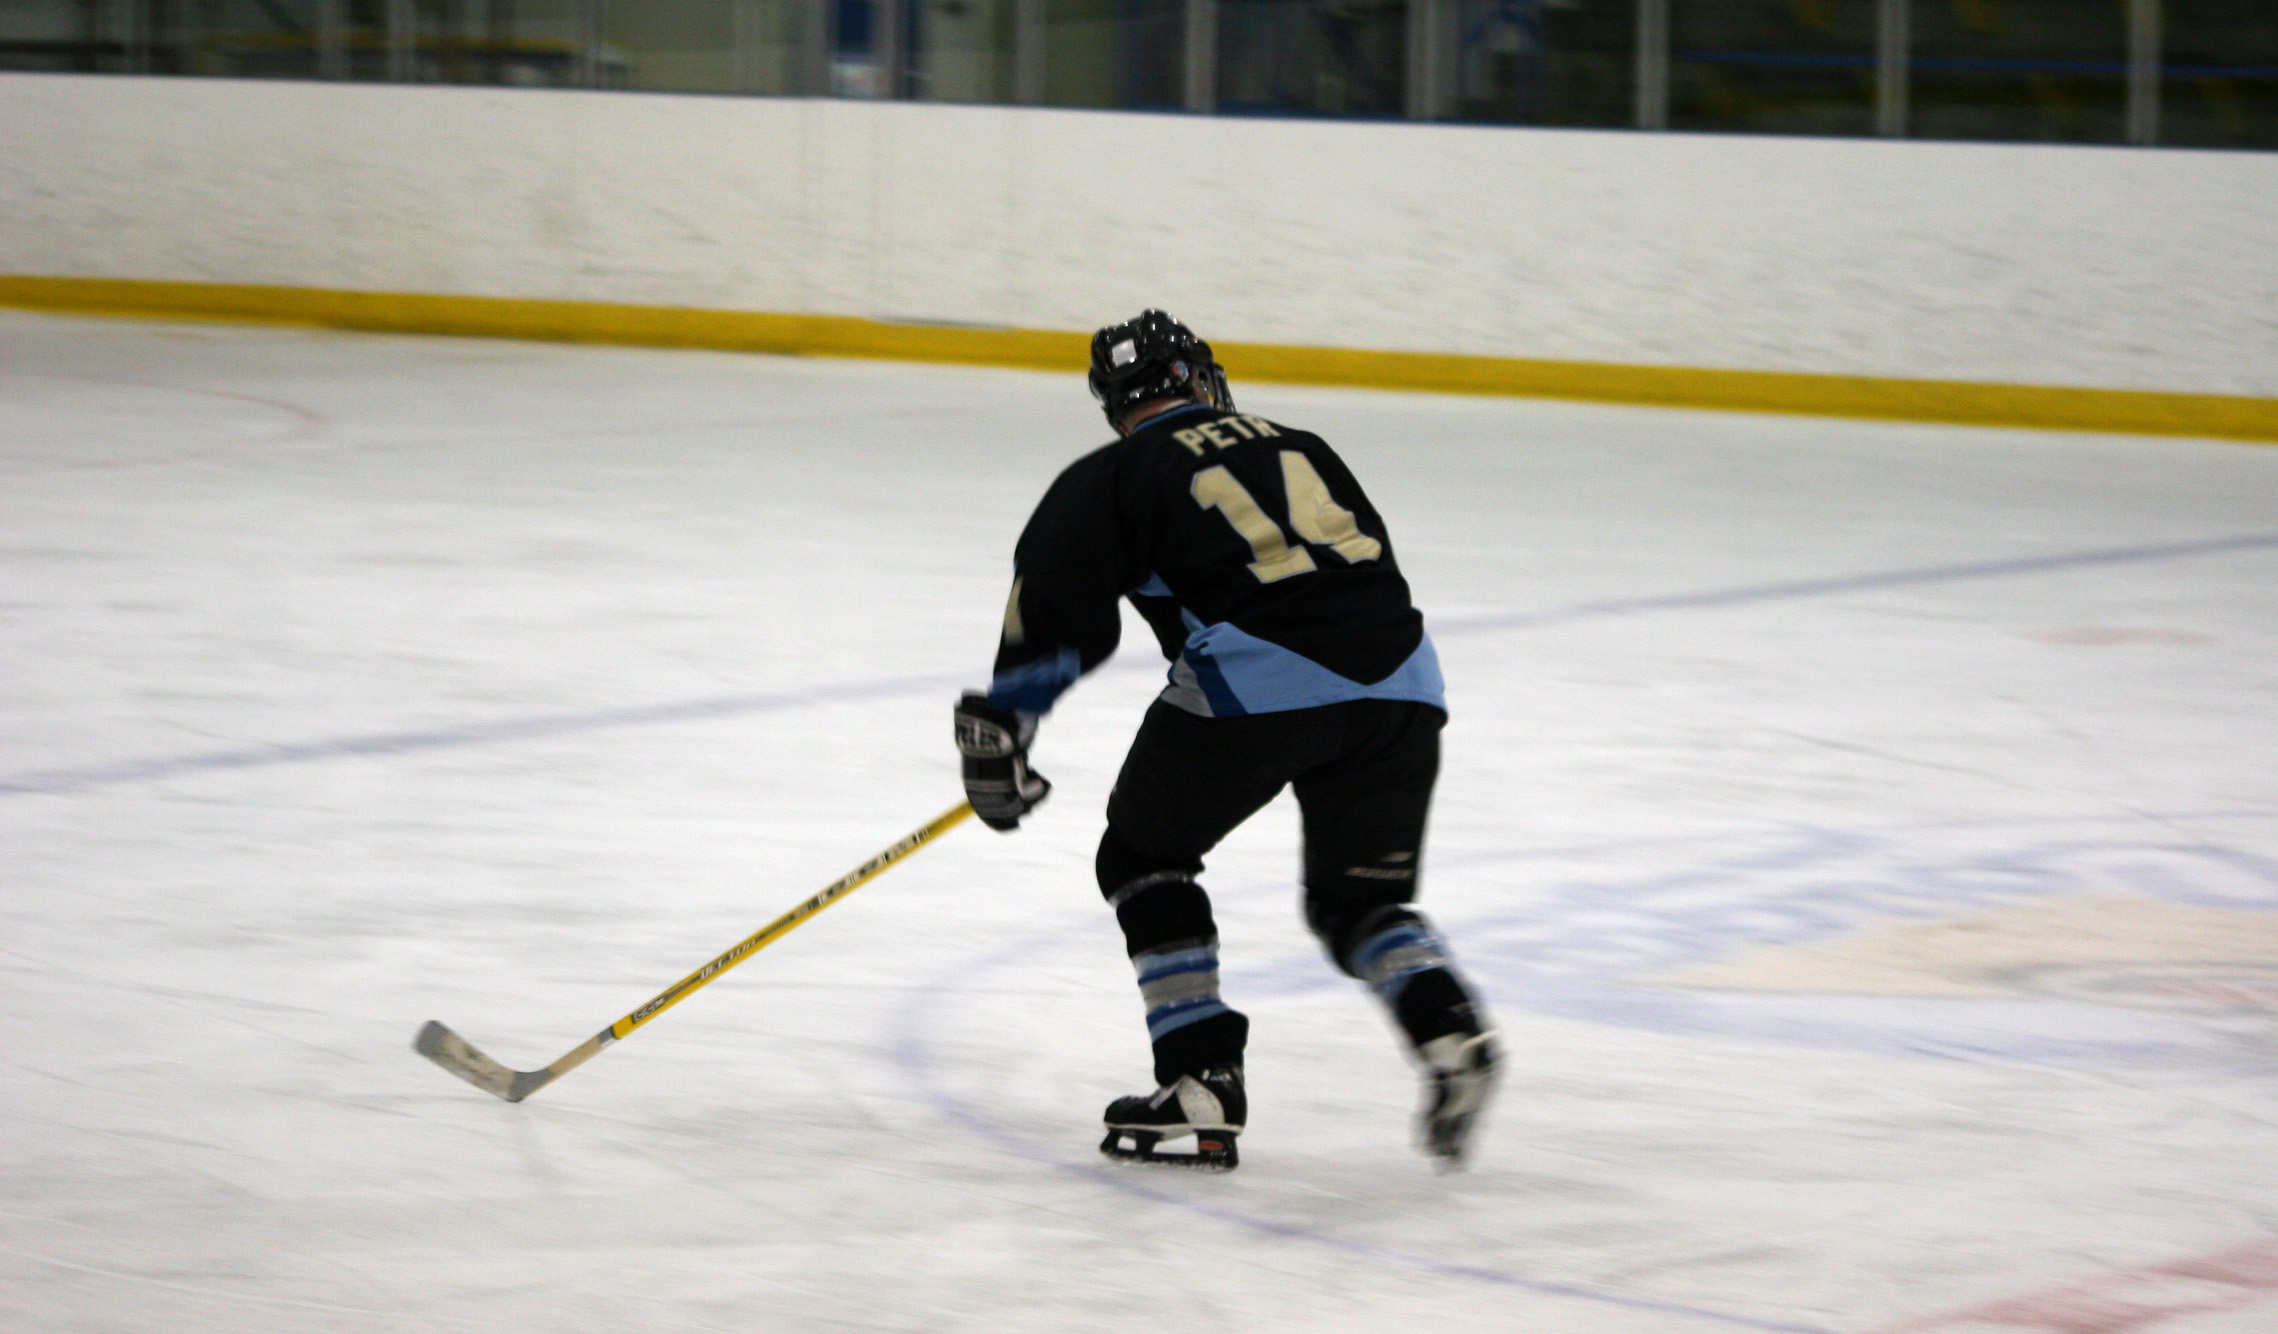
[1192,451,1384,584]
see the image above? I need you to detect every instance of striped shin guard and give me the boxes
[1132,938,1231,1041]
[1351,918,1454,1004]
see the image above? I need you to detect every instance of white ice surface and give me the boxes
[3,310,2275,1333]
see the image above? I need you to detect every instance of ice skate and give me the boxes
[1417,1030,1498,1170]
[1100,1065,1244,1171]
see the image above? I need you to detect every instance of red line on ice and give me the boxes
[1868,1237,2278,1333]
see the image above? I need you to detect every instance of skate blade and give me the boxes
[1427,1115,1480,1172]
[1099,1128,1239,1171]
[1423,1065,1500,1170]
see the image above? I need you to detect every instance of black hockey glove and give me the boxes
[954,691,1051,831]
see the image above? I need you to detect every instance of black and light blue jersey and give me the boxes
[988,403,1443,721]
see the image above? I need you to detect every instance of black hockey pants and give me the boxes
[1096,697,1450,1084]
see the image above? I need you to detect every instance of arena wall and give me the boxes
[4,72,2275,424]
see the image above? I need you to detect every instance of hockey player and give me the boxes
[953,311,1498,1171]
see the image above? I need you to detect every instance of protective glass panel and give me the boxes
[0,0,133,72]
[197,0,329,77]
[912,0,1013,101]
[1042,0,1181,108]
[1669,0,1877,136]
[1218,0,1405,117]
[2163,0,2278,149]
[402,0,590,86]
[3,0,335,78]
[11,0,2272,153]
[1911,0,2128,143]
[1533,0,1635,125]
[606,0,726,91]
[831,0,892,95]
[1441,0,1635,127]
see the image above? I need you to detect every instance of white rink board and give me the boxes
[5,73,2278,396]
[3,310,2277,1333]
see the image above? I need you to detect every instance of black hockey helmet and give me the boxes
[1087,310,1233,428]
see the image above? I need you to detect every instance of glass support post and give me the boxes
[100,0,121,72]
[1634,0,1668,129]
[1405,0,1443,121]
[577,0,602,87]
[878,0,905,97]
[1184,0,1216,113]
[732,0,756,92]
[125,0,151,72]
[1014,0,1044,104]
[317,0,347,79]
[164,0,185,74]
[1876,0,1908,136]
[799,0,828,95]
[387,0,414,79]
[2126,0,2160,145]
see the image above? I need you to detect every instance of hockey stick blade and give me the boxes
[414,1020,560,1102]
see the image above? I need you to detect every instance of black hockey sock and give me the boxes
[1149,1010,1248,1086]
[1109,872,1250,1086]
[1393,967,1482,1048]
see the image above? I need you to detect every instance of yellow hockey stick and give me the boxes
[415,800,975,1102]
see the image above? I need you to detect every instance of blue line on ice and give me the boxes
[5,531,2272,797]
[1425,531,2278,636]
[0,671,966,796]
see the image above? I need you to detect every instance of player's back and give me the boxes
[1116,404,1424,690]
